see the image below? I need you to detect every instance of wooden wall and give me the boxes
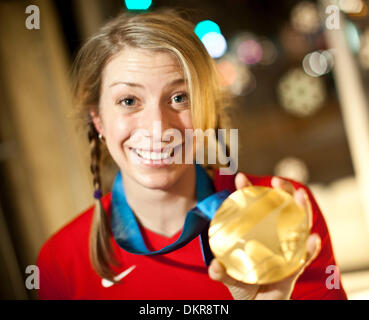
[0,0,93,298]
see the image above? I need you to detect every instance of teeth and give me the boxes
[142,150,151,159]
[151,152,160,160]
[134,148,173,160]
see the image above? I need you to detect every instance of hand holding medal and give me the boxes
[208,173,322,300]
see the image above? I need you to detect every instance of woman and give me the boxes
[37,9,347,300]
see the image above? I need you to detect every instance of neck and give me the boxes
[121,165,197,238]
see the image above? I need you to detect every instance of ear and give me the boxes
[89,109,104,136]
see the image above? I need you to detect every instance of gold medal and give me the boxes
[209,186,309,284]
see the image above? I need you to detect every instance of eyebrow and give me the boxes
[108,78,185,88]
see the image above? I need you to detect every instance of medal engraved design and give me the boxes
[209,186,309,284]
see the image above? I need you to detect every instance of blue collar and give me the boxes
[111,164,230,266]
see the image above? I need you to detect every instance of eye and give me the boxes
[117,96,137,108]
[171,93,188,105]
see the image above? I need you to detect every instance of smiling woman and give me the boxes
[70,10,229,284]
[36,9,347,300]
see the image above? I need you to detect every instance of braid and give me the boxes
[88,123,120,282]
[88,124,102,192]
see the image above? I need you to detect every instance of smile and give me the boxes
[131,148,174,160]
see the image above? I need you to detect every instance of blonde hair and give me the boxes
[72,9,229,282]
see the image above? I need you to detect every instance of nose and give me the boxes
[138,103,173,147]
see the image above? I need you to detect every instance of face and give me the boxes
[91,47,194,190]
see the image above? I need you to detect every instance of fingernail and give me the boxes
[297,188,307,204]
[316,236,321,248]
[243,175,252,187]
[302,189,309,202]
[271,176,280,186]
[313,234,321,249]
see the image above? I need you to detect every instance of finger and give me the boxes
[208,259,245,287]
[281,233,321,285]
[292,233,321,279]
[235,172,252,190]
[294,188,313,230]
[271,177,295,195]
[208,259,259,300]
[208,259,234,284]
[271,177,312,228]
[303,233,321,269]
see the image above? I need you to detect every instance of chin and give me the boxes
[132,170,179,190]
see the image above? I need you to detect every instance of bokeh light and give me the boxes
[339,0,364,14]
[232,67,256,96]
[259,39,278,65]
[230,32,256,52]
[230,33,277,66]
[216,56,256,95]
[290,1,320,34]
[217,59,237,87]
[342,0,369,18]
[302,50,334,77]
[274,157,310,184]
[236,39,263,65]
[195,20,227,59]
[278,68,326,117]
[124,0,152,10]
[194,20,221,39]
[201,32,227,58]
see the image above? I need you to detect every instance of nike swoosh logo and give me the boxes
[101,265,136,288]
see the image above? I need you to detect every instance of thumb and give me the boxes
[235,172,252,190]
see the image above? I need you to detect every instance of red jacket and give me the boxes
[37,170,347,299]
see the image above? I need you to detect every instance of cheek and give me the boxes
[177,110,193,131]
[102,112,133,147]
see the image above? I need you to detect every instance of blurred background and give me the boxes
[0,0,369,299]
